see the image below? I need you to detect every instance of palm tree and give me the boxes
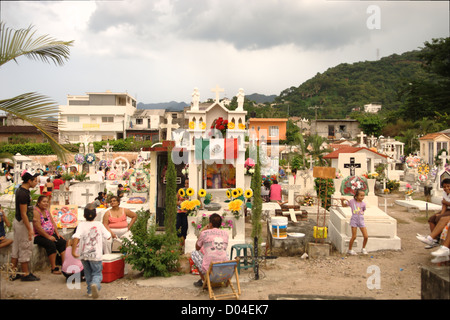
[0,22,74,161]
[308,134,331,166]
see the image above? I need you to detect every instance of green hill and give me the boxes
[271,49,434,119]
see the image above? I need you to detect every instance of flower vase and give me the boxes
[405,195,412,201]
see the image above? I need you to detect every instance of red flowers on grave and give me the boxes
[210,117,228,137]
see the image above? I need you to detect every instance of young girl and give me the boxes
[341,189,369,255]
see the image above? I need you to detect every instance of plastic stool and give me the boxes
[230,244,254,274]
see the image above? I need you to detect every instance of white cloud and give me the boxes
[0,0,448,105]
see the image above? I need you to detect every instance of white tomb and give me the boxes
[328,153,401,253]
[69,181,105,207]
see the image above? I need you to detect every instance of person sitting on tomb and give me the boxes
[190,213,229,288]
[261,180,271,202]
[93,192,107,208]
[33,195,67,274]
[0,205,12,249]
[269,179,284,204]
[102,196,137,254]
[427,179,450,232]
[117,184,126,200]
[430,222,450,263]
[417,215,450,248]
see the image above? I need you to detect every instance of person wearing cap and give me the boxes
[10,170,40,281]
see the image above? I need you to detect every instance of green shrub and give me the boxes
[120,209,181,278]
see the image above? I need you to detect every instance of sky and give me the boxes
[0,0,448,107]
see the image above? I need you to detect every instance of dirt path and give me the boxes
[0,194,444,301]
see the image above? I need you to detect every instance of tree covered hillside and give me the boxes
[272,49,434,119]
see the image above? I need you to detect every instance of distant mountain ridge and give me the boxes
[137,93,276,111]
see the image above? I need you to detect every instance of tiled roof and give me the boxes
[323,146,388,159]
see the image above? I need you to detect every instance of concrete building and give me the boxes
[419,129,450,165]
[310,119,360,141]
[58,91,137,143]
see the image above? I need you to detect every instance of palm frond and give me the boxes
[0,22,74,67]
[0,92,69,161]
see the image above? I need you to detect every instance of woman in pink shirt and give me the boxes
[269,180,282,202]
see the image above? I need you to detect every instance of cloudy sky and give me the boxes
[0,0,448,106]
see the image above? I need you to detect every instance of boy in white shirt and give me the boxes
[417,179,450,248]
[72,203,111,299]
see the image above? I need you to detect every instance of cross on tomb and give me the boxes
[344,157,361,177]
[160,113,180,140]
[211,84,224,103]
[439,151,450,170]
[82,188,93,204]
[357,131,367,147]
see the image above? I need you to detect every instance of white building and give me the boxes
[364,103,382,113]
[59,91,137,143]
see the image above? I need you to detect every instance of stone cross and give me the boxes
[82,188,93,204]
[160,113,180,140]
[344,157,361,176]
[439,151,450,170]
[357,131,367,147]
[102,142,114,160]
[368,135,378,148]
[211,85,224,103]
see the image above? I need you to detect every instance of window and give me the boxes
[102,116,114,123]
[67,116,79,122]
[136,119,143,125]
[269,126,279,138]
[437,142,448,152]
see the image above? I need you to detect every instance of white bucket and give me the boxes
[271,217,288,239]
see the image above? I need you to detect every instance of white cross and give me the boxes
[439,151,450,170]
[357,131,367,146]
[82,188,93,204]
[368,135,378,148]
[160,113,180,140]
[211,85,224,103]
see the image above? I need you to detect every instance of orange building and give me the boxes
[247,118,288,144]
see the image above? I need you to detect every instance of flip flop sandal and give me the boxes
[51,267,62,274]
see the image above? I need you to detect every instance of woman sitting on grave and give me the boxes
[93,192,107,208]
[269,179,282,203]
[261,180,271,202]
[33,195,67,274]
[102,196,137,254]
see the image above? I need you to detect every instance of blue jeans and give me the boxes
[81,260,103,294]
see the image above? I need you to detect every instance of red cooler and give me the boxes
[102,254,125,283]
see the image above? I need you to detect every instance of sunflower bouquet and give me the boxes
[228,199,244,219]
[180,199,201,216]
[198,188,213,206]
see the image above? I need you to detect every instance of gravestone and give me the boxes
[431,151,450,205]
[69,181,105,207]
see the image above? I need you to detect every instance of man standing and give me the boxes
[10,170,40,281]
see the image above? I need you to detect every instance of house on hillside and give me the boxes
[419,129,450,165]
[310,119,360,141]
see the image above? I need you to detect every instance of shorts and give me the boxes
[350,214,366,228]
[191,250,205,275]
[11,219,33,263]
[428,210,450,225]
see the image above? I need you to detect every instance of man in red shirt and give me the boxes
[52,174,64,190]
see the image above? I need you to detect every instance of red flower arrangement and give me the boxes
[210,117,228,137]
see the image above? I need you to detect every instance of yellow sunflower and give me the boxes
[236,188,243,196]
[178,188,185,198]
[228,199,243,212]
[226,190,232,199]
[189,121,195,129]
[231,189,239,198]
[186,187,195,197]
[238,123,246,130]
[201,122,206,130]
[198,189,207,197]
[228,122,235,130]
[244,189,253,198]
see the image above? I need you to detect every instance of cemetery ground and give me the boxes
[1,192,443,300]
